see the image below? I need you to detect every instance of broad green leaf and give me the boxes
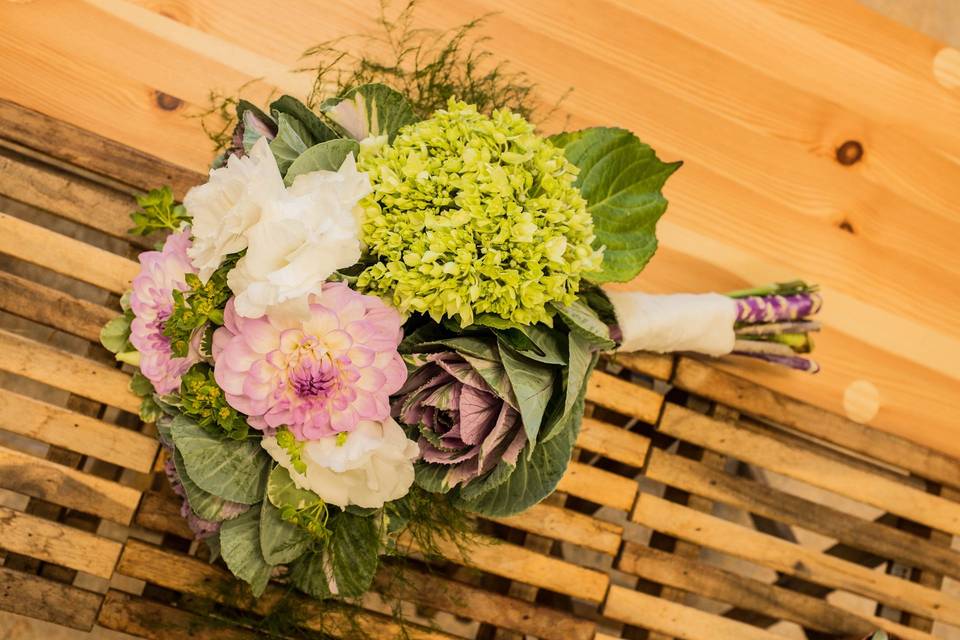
[551,127,681,283]
[458,404,581,517]
[495,324,566,365]
[284,139,360,186]
[564,331,594,418]
[457,459,516,502]
[498,342,556,444]
[204,532,221,563]
[170,415,270,504]
[552,299,615,350]
[128,372,154,398]
[269,113,311,175]
[542,351,598,444]
[322,83,417,142]
[460,353,518,409]
[266,465,322,510]
[259,500,312,565]
[173,448,242,522]
[139,396,163,423]
[329,512,381,597]
[269,95,338,144]
[414,462,452,494]
[220,507,272,597]
[100,314,131,354]
[418,336,498,361]
[289,551,335,599]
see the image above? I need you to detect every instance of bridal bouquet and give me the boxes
[99,60,820,603]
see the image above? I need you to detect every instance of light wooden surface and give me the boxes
[0,0,957,456]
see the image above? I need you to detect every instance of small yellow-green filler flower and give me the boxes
[356,100,603,327]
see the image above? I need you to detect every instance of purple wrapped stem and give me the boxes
[735,293,822,324]
[733,351,820,373]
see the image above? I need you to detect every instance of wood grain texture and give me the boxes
[2,0,956,453]
[659,403,960,536]
[646,448,960,580]
[0,566,102,632]
[0,387,157,472]
[604,584,785,640]
[0,506,122,579]
[0,211,138,294]
[0,444,141,524]
[0,328,139,413]
[632,493,960,626]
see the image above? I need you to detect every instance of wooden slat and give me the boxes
[607,351,674,380]
[493,502,623,555]
[375,569,596,640]
[405,533,610,604]
[646,448,960,580]
[557,461,638,511]
[0,211,138,294]
[0,99,203,198]
[0,271,117,343]
[0,566,101,632]
[0,388,156,472]
[604,584,784,640]
[617,543,935,640]
[135,490,194,539]
[632,493,960,626]
[585,370,662,423]
[0,328,138,413]
[0,505,121,578]
[576,417,650,467]
[659,403,960,537]
[116,540,454,640]
[0,444,141,524]
[98,590,259,640]
[0,150,151,245]
[674,358,960,489]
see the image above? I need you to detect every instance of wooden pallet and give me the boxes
[0,99,958,639]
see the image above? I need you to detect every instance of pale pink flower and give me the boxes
[212,282,407,440]
[129,230,200,395]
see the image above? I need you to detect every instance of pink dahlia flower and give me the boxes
[213,282,406,440]
[129,229,201,395]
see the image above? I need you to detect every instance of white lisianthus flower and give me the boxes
[261,418,419,509]
[227,153,372,320]
[184,137,284,282]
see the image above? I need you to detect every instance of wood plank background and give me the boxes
[0,0,958,457]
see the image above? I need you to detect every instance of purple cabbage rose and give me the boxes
[393,352,526,488]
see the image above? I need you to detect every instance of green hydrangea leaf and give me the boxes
[100,314,132,354]
[552,299,615,351]
[322,83,417,142]
[266,465,322,511]
[259,499,312,565]
[173,448,242,522]
[269,95,338,145]
[169,415,269,504]
[220,507,272,597]
[497,342,555,445]
[550,127,681,283]
[329,512,380,598]
[457,403,581,517]
[269,113,311,175]
[284,139,360,186]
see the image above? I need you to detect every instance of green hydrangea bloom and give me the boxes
[356,100,603,327]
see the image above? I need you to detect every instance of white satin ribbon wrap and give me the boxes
[605,291,738,357]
